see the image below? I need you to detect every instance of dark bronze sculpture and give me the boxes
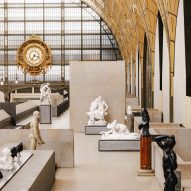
[16,143,23,158]
[138,108,150,136]
[154,135,178,191]
[10,147,17,159]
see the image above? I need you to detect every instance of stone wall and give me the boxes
[70,61,126,132]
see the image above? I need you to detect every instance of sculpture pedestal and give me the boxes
[138,135,154,176]
[137,169,155,176]
[85,125,107,135]
[140,135,152,169]
[98,139,140,151]
[40,105,52,124]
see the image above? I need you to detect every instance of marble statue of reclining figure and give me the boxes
[101,120,139,140]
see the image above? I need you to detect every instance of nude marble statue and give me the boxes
[29,111,45,150]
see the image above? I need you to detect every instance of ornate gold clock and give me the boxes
[17,35,52,76]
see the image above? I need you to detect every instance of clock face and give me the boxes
[17,35,52,76]
[26,47,43,66]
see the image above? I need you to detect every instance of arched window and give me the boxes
[0,0,121,83]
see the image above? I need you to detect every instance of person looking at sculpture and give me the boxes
[29,111,45,150]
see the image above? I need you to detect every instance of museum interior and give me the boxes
[0,0,190,190]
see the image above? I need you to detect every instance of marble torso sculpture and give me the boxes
[101,120,139,140]
[0,91,5,102]
[87,96,108,125]
[40,83,52,105]
[29,111,45,150]
[154,135,178,191]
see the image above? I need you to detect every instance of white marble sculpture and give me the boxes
[87,96,108,125]
[0,91,5,102]
[101,120,139,140]
[0,147,14,171]
[40,83,52,105]
[29,111,45,150]
[127,105,132,115]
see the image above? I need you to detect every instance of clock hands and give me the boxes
[31,52,39,61]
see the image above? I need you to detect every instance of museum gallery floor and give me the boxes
[49,113,161,191]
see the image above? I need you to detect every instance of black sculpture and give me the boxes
[154,135,178,191]
[0,171,3,178]
[10,147,17,159]
[16,143,23,157]
[138,108,150,136]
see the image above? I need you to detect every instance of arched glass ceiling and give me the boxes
[0,0,121,84]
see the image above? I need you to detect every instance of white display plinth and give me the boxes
[85,125,108,135]
[40,105,52,124]
[98,139,140,151]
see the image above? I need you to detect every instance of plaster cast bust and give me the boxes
[87,96,108,125]
[29,111,45,150]
[0,91,5,102]
[101,120,139,140]
[40,83,52,105]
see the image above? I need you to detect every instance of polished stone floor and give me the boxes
[51,132,162,191]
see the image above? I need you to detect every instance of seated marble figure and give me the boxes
[87,96,108,125]
[40,83,52,105]
[101,120,139,140]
